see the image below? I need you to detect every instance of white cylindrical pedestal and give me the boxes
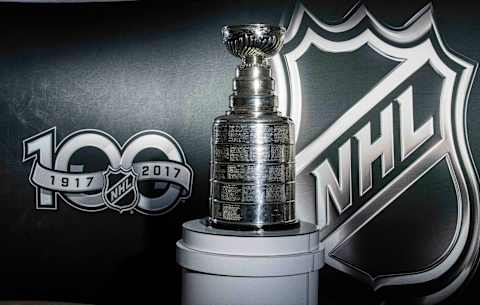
[176,219,323,305]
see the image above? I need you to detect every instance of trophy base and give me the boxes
[176,218,323,305]
[207,217,300,231]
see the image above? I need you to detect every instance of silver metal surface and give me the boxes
[209,24,297,229]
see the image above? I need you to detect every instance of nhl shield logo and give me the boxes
[272,2,479,303]
[102,166,140,213]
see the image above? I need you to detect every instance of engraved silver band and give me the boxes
[213,122,293,144]
[211,181,295,203]
[213,143,294,162]
[211,201,296,225]
[211,162,294,183]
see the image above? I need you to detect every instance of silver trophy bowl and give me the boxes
[222,24,285,62]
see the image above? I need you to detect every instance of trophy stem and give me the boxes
[230,60,277,113]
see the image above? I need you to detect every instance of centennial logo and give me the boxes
[272,3,479,302]
[22,128,193,215]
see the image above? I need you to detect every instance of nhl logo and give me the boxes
[272,2,480,303]
[102,166,140,213]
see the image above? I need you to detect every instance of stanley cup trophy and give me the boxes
[177,24,323,305]
[209,24,297,230]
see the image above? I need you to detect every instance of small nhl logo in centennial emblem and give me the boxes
[102,166,140,213]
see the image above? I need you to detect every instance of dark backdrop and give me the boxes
[0,1,479,304]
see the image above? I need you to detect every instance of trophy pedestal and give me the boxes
[176,219,323,305]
